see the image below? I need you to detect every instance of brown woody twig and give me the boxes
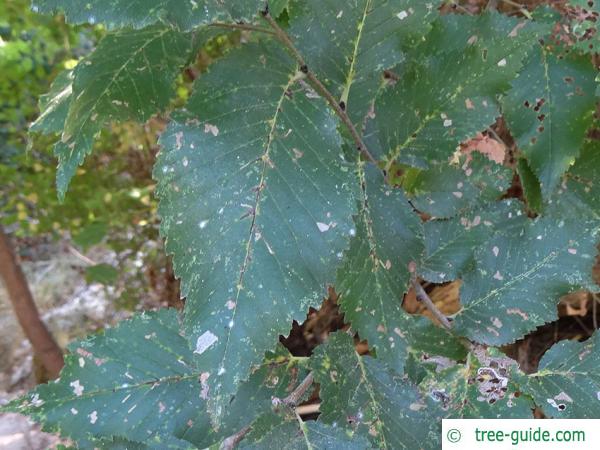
[410,276,453,331]
[220,425,252,450]
[282,372,314,407]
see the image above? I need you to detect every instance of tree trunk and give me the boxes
[0,225,64,378]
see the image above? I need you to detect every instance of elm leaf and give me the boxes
[523,332,600,418]
[375,12,542,169]
[336,164,424,372]
[30,0,264,30]
[155,41,357,425]
[454,216,598,345]
[288,0,436,125]
[311,332,439,449]
[5,309,202,446]
[502,47,597,197]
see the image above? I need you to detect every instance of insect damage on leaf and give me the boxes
[155,40,358,425]
[12,1,600,447]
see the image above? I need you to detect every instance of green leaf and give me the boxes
[5,309,202,445]
[407,154,512,219]
[30,69,73,134]
[454,216,598,345]
[85,263,119,285]
[375,12,541,169]
[31,0,264,30]
[53,25,196,200]
[269,0,289,18]
[183,346,308,448]
[420,200,527,283]
[155,41,357,424]
[517,157,543,213]
[311,332,438,449]
[241,417,369,450]
[406,318,469,362]
[336,164,423,372]
[73,221,107,248]
[82,437,152,450]
[551,139,600,219]
[288,0,436,125]
[523,332,600,418]
[420,347,533,418]
[502,46,597,197]
[88,435,194,450]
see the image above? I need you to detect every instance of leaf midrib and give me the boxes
[216,75,297,383]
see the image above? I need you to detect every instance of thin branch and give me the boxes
[410,276,453,331]
[261,11,380,168]
[209,22,276,35]
[66,244,96,266]
[486,126,509,152]
[283,372,314,407]
[220,425,252,450]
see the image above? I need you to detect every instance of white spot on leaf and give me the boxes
[89,411,98,424]
[200,372,210,399]
[225,300,236,310]
[70,380,84,396]
[292,148,304,160]
[30,393,43,407]
[507,308,528,320]
[317,222,331,232]
[175,131,183,149]
[204,123,219,136]
[409,402,426,411]
[554,392,573,403]
[194,331,218,355]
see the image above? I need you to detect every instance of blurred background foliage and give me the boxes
[0,0,236,311]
